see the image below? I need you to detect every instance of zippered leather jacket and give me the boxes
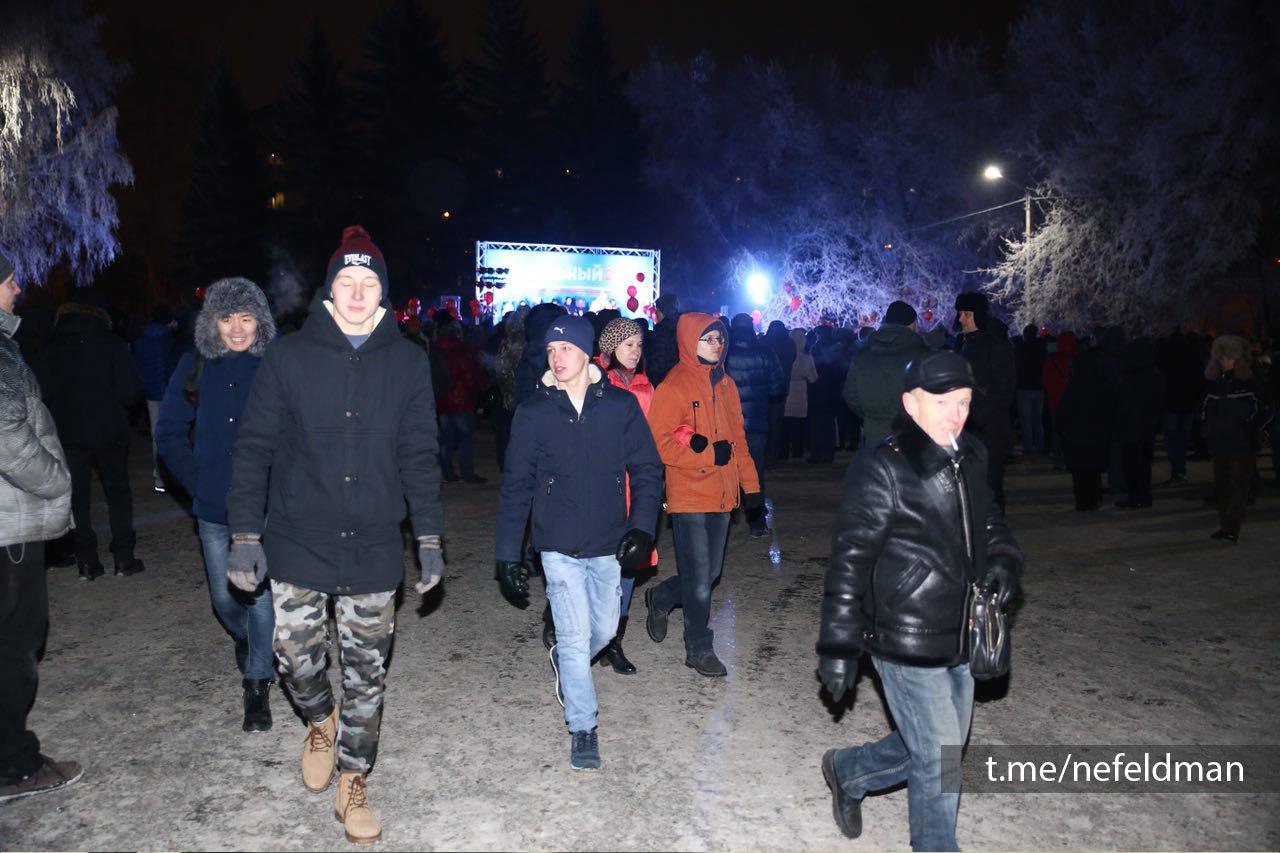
[818,417,1024,667]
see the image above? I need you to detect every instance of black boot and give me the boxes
[600,619,637,674]
[77,560,105,582]
[542,603,556,651]
[242,679,272,733]
[113,557,145,577]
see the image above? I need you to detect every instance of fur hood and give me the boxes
[1205,335,1251,381]
[194,277,276,359]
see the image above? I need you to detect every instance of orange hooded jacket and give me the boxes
[648,312,761,513]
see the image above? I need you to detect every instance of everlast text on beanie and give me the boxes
[326,226,387,294]
[543,314,595,357]
[903,350,975,394]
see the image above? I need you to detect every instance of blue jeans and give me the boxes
[1163,412,1194,479]
[620,574,635,618]
[542,552,621,733]
[833,659,974,852]
[1015,390,1044,455]
[649,511,730,654]
[438,412,476,479]
[197,519,276,681]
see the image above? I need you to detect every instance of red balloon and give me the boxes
[750,309,763,325]
[195,286,205,301]
[923,309,934,321]
[626,285,637,297]
[471,303,482,317]
[635,272,645,282]
[483,291,494,305]
[407,296,420,313]
[626,296,640,312]
[789,295,801,311]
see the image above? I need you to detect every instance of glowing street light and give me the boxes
[983,164,1004,181]
[746,271,770,305]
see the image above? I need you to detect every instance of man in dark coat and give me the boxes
[432,310,487,484]
[33,289,146,579]
[493,315,663,770]
[1013,323,1047,456]
[817,349,1024,850]
[1114,337,1164,508]
[953,292,1016,509]
[513,301,567,410]
[764,320,795,464]
[132,304,178,492]
[645,292,681,386]
[724,313,786,535]
[843,300,928,448]
[1155,328,1201,485]
[1056,347,1115,511]
[226,226,443,844]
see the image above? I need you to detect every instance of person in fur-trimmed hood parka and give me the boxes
[155,276,278,734]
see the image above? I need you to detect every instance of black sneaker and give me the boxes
[644,587,667,643]
[442,473,460,483]
[113,558,145,577]
[685,649,727,677]
[570,730,601,771]
[0,756,84,803]
[821,749,863,838]
[242,679,273,733]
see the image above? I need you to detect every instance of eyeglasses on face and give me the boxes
[698,335,724,345]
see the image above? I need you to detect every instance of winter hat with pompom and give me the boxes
[326,225,387,294]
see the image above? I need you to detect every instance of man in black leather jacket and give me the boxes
[816,349,1024,851]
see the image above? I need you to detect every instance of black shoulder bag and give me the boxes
[966,582,1010,680]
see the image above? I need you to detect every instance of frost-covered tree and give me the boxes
[987,0,1280,332]
[629,53,1001,326]
[0,0,133,284]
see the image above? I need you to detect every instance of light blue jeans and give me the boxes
[833,659,974,851]
[541,551,621,733]
[197,519,276,681]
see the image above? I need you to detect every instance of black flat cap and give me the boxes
[902,350,975,394]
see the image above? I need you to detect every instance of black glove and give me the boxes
[688,433,709,453]
[495,560,531,603]
[615,528,654,573]
[741,491,764,511]
[227,536,268,592]
[981,561,1020,610]
[712,440,732,466]
[818,656,858,702]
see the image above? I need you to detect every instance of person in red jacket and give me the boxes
[433,310,486,483]
[594,317,657,674]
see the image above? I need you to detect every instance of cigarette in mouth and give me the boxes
[948,432,960,452]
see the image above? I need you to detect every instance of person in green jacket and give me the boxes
[843,301,929,448]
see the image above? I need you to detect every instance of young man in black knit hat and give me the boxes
[227,226,445,844]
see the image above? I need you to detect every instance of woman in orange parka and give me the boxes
[594,317,657,675]
[642,312,762,677]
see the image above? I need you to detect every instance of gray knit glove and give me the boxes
[415,535,444,595]
[228,534,268,592]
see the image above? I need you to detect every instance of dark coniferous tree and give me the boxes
[464,0,553,239]
[356,0,463,299]
[171,59,269,291]
[556,0,648,245]
[273,23,365,286]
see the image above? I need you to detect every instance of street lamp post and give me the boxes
[983,164,1031,245]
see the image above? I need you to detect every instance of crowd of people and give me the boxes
[0,226,1275,848]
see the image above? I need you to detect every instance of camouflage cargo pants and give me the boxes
[271,581,396,774]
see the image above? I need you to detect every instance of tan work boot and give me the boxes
[334,771,381,844]
[301,708,338,792]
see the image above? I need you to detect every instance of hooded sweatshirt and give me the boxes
[647,313,760,513]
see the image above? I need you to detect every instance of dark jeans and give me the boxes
[649,512,730,654]
[766,400,786,465]
[1163,412,1194,479]
[782,416,807,460]
[832,659,974,851]
[1070,469,1103,510]
[67,443,135,565]
[744,431,769,532]
[1213,455,1253,536]
[808,405,836,462]
[1121,440,1154,505]
[0,541,47,783]
[438,412,476,479]
[1016,390,1045,455]
[987,451,1007,513]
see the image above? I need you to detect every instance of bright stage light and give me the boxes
[746,271,770,305]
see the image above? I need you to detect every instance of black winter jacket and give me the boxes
[956,320,1016,451]
[34,305,144,448]
[513,302,567,409]
[227,294,443,595]
[495,365,663,562]
[647,316,680,387]
[724,328,786,434]
[1114,338,1164,443]
[1055,350,1114,471]
[1201,368,1271,457]
[818,419,1024,667]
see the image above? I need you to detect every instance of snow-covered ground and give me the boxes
[4,435,1277,851]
